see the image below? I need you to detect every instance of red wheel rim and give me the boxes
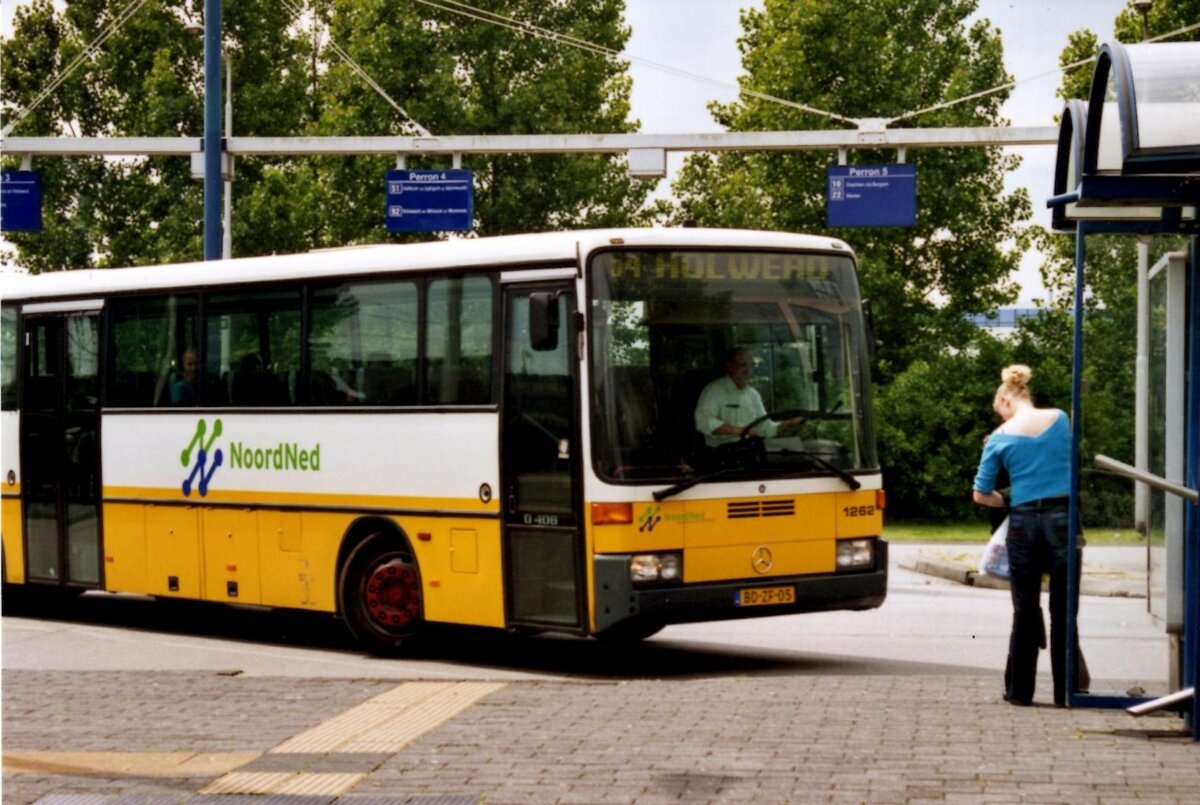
[363,558,421,630]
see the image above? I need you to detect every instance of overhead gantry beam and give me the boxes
[1,126,1058,158]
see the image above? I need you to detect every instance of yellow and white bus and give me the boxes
[0,228,885,652]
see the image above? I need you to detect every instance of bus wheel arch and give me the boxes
[336,519,424,654]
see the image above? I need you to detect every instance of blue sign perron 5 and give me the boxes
[386,169,474,233]
[826,164,917,228]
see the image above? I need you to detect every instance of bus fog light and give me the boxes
[836,539,874,570]
[630,553,682,584]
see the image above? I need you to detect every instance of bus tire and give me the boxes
[338,533,424,655]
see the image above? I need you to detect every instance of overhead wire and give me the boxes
[278,0,431,136]
[1,0,155,137]
[889,20,1200,126]
[414,0,1200,131]
[3,1,1196,139]
[413,0,860,126]
[2,0,431,138]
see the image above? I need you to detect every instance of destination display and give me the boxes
[607,250,835,282]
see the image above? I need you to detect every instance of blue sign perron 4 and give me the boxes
[386,169,474,233]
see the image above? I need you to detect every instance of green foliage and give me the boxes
[664,0,1030,383]
[875,332,1012,521]
[1,0,650,269]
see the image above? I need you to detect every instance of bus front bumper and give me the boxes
[592,540,888,635]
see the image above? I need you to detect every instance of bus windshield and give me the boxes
[589,249,877,484]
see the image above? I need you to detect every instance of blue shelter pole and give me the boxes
[203,0,223,261]
[1187,236,1200,737]
[1066,222,1087,706]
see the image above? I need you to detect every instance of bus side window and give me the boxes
[204,288,301,408]
[107,295,198,408]
[309,281,417,405]
[426,276,493,405]
[308,280,418,407]
[1,307,16,410]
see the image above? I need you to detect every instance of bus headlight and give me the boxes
[836,539,874,571]
[630,553,682,584]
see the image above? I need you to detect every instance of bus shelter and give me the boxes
[1049,40,1200,735]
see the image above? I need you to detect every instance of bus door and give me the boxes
[20,308,102,587]
[501,283,585,630]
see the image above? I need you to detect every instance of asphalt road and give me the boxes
[1,544,1171,693]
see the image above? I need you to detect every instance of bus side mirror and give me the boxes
[529,292,560,352]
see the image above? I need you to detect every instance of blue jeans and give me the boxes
[1005,499,1084,706]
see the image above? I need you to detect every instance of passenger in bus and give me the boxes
[170,347,199,406]
[694,347,803,446]
[237,352,291,406]
[972,364,1086,707]
[239,352,264,372]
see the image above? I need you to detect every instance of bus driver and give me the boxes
[694,347,803,447]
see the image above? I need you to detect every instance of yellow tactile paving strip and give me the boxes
[271,680,506,755]
[200,680,506,796]
[200,770,365,796]
[3,679,506,797]
[2,751,259,777]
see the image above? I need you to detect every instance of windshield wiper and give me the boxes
[653,466,740,501]
[653,447,861,501]
[745,407,861,490]
[775,446,861,490]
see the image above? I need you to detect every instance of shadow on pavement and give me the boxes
[3,589,990,680]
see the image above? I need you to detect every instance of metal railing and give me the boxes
[1095,454,1198,716]
[1094,454,1199,504]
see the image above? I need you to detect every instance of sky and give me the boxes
[2,0,1132,299]
[623,0,1130,305]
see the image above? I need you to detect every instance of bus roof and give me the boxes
[0,228,854,303]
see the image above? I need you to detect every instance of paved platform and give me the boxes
[899,543,1149,598]
[2,668,1196,804]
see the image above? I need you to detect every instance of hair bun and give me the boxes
[1001,364,1032,388]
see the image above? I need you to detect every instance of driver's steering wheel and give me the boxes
[738,408,807,440]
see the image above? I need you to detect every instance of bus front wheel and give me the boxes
[339,535,424,654]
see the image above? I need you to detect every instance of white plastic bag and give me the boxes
[979,516,1011,579]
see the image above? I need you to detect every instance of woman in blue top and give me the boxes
[973,364,1083,707]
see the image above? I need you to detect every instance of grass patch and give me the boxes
[885,520,1145,545]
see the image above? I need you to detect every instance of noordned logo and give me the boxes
[751,546,773,575]
[638,505,662,533]
[181,418,223,497]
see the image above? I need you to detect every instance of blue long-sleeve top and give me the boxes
[973,409,1071,506]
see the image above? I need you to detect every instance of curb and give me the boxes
[902,553,1147,598]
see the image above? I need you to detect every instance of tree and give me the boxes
[1,0,309,268]
[305,0,651,242]
[665,0,1031,381]
[874,333,1011,521]
[1,1,650,271]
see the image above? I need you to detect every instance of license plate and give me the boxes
[736,585,796,607]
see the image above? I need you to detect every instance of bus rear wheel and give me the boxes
[339,535,424,654]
